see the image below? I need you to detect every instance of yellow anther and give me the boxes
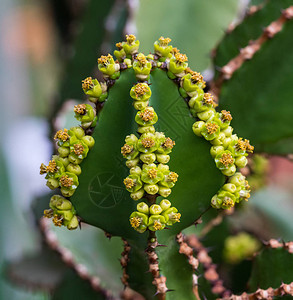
[134,83,148,97]
[40,163,47,175]
[116,42,123,49]
[220,153,234,168]
[121,144,133,157]
[46,160,58,173]
[124,178,135,189]
[205,123,219,135]
[159,36,171,46]
[168,172,178,183]
[130,216,141,228]
[52,214,63,227]
[139,108,154,122]
[173,213,181,222]
[171,47,180,56]
[43,209,53,218]
[244,139,254,153]
[175,53,188,63]
[153,221,162,231]
[148,168,157,179]
[74,104,86,115]
[72,143,84,156]
[221,110,232,122]
[60,175,74,188]
[98,54,113,65]
[163,137,175,149]
[191,72,204,83]
[141,137,155,148]
[203,93,216,107]
[222,197,234,208]
[54,129,69,142]
[245,180,250,190]
[235,138,246,152]
[136,53,147,66]
[82,77,94,91]
[126,34,136,44]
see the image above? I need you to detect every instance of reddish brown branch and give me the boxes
[120,239,131,288]
[210,6,293,98]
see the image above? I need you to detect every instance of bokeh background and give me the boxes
[1,0,293,299]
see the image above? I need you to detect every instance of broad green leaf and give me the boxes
[48,223,124,297]
[136,0,239,71]
[248,247,293,291]
[219,20,293,154]
[71,68,225,238]
[213,0,293,76]
[52,270,106,300]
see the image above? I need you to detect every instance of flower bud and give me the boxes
[130,166,142,176]
[210,146,224,158]
[61,187,75,197]
[235,156,248,168]
[66,163,82,176]
[144,184,159,195]
[58,146,70,158]
[67,215,79,230]
[158,186,171,197]
[137,202,149,214]
[81,136,95,149]
[192,121,205,136]
[137,126,155,134]
[68,154,83,165]
[150,204,163,215]
[156,154,170,164]
[130,188,145,201]
[126,158,140,168]
[160,199,171,211]
[69,126,85,139]
[140,153,156,164]
[46,178,59,190]
[221,164,236,176]
[222,183,237,193]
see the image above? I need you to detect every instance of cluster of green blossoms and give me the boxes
[121,70,180,233]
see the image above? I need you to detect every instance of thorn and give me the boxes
[166,289,175,293]
[157,244,167,247]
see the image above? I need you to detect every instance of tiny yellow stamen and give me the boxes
[220,153,234,168]
[203,93,217,107]
[73,143,84,156]
[98,54,113,65]
[221,110,232,122]
[60,175,74,188]
[244,139,254,153]
[46,160,58,173]
[245,180,250,190]
[136,53,147,66]
[175,53,188,63]
[159,36,171,46]
[222,197,234,208]
[54,129,69,142]
[141,138,155,148]
[130,216,141,228]
[173,213,181,222]
[148,168,157,179]
[235,138,246,152]
[121,144,133,157]
[116,42,123,49]
[40,163,47,175]
[163,137,175,149]
[134,83,148,97]
[153,221,162,231]
[124,178,135,189]
[74,104,86,115]
[139,108,154,122]
[171,47,180,56]
[44,209,53,218]
[205,123,219,135]
[82,77,94,91]
[52,214,63,227]
[126,34,136,44]
[191,72,204,83]
[168,172,178,183]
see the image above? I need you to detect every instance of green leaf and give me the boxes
[52,270,106,300]
[48,223,124,297]
[219,20,293,154]
[248,247,293,291]
[213,0,293,75]
[71,68,225,238]
[136,0,239,71]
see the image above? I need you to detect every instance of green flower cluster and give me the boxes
[74,103,97,129]
[129,200,181,233]
[44,195,79,230]
[211,172,251,209]
[81,76,108,103]
[121,81,180,232]
[114,34,140,61]
[97,54,120,80]
[40,125,95,198]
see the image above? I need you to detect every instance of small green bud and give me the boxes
[137,125,155,134]
[66,163,82,176]
[81,135,95,149]
[52,155,69,167]
[69,126,85,139]
[210,132,226,146]
[134,101,149,111]
[210,146,224,158]
[192,121,205,136]
[235,156,248,168]
[159,199,171,211]
[126,158,140,168]
[58,146,70,158]
[150,204,163,215]
[221,164,236,176]
[50,195,72,210]
[156,154,170,164]
[197,109,215,121]
[130,188,145,201]
[124,58,132,67]
[67,215,79,230]
[68,153,82,165]
[130,166,142,176]
[144,184,159,195]
[60,187,75,197]
[157,163,170,174]
[62,210,74,222]
[222,137,233,148]
[46,178,59,190]
[158,186,171,197]
[222,183,237,193]
[137,202,149,214]
[222,126,233,137]
[229,172,245,186]
[140,153,156,164]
